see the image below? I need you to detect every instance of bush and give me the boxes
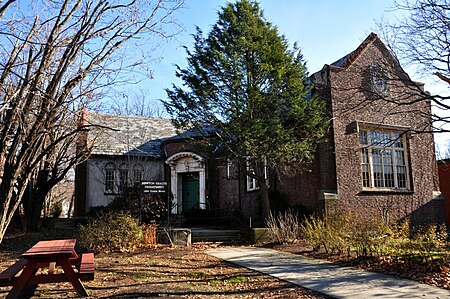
[266,209,302,244]
[108,186,167,224]
[301,214,347,254]
[79,212,143,253]
[300,211,450,261]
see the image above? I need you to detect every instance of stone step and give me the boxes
[53,218,77,229]
[191,229,242,242]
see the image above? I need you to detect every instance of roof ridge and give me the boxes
[89,111,171,122]
[330,32,379,69]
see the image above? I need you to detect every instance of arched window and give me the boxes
[104,163,116,193]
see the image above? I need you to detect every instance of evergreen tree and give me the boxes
[164,0,328,221]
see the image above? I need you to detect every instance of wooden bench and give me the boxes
[78,253,94,281]
[0,259,28,287]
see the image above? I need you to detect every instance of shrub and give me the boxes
[342,212,390,257]
[300,215,328,251]
[410,223,449,260]
[301,211,393,256]
[266,209,302,244]
[108,186,167,224]
[79,212,143,253]
[301,214,347,254]
[50,200,63,218]
[300,211,450,261]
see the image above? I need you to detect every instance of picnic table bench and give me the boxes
[0,239,94,298]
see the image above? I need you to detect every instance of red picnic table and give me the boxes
[0,239,94,298]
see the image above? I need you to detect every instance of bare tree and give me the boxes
[0,0,184,242]
[107,89,167,118]
[22,115,90,231]
[379,0,450,133]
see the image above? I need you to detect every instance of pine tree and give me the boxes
[164,0,328,221]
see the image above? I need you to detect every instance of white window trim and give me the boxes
[226,159,232,179]
[104,163,116,194]
[105,162,141,194]
[246,158,269,192]
[359,126,410,191]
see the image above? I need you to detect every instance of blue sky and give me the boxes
[117,0,449,153]
[145,0,399,100]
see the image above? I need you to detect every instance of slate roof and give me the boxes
[87,112,178,157]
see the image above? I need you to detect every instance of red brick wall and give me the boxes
[327,38,443,225]
[74,161,87,216]
[438,160,450,224]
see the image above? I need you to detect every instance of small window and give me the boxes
[359,128,409,190]
[246,158,269,192]
[371,65,389,96]
[226,159,232,179]
[104,163,116,194]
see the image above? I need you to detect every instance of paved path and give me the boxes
[207,247,450,299]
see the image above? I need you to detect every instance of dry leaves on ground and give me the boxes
[271,242,450,290]
[0,229,330,298]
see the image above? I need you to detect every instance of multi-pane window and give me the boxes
[105,162,144,193]
[118,164,128,192]
[133,163,144,185]
[104,163,116,193]
[359,128,409,190]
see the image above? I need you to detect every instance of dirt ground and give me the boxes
[1,227,449,298]
[0,228,330,299]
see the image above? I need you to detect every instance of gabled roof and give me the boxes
[87,112,178,157]
[329,33,385,69]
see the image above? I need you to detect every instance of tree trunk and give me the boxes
[24,190,46,232]
[253,160,271,223]
[259,178,271,223]
[23,170,51,232]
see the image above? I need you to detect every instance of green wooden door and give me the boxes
[182,172,200,211]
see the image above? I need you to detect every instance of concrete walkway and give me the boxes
[207,247,450,299]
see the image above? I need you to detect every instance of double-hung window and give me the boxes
[118,164,129,192]
[105,163,116,194]
[359,127,409,190]
[133,163,144,185]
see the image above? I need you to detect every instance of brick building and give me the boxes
[437,160,450,224]
[75,33,444,225]
[278,33,444,225]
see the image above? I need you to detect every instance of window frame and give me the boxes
[132,163,144,185]
[118,163,129,192]
[104,162,116,194]
[370,65,390,97]
[246,158,269,192]
[358,125,410,192]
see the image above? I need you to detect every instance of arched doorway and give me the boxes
[166,152,206,214]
